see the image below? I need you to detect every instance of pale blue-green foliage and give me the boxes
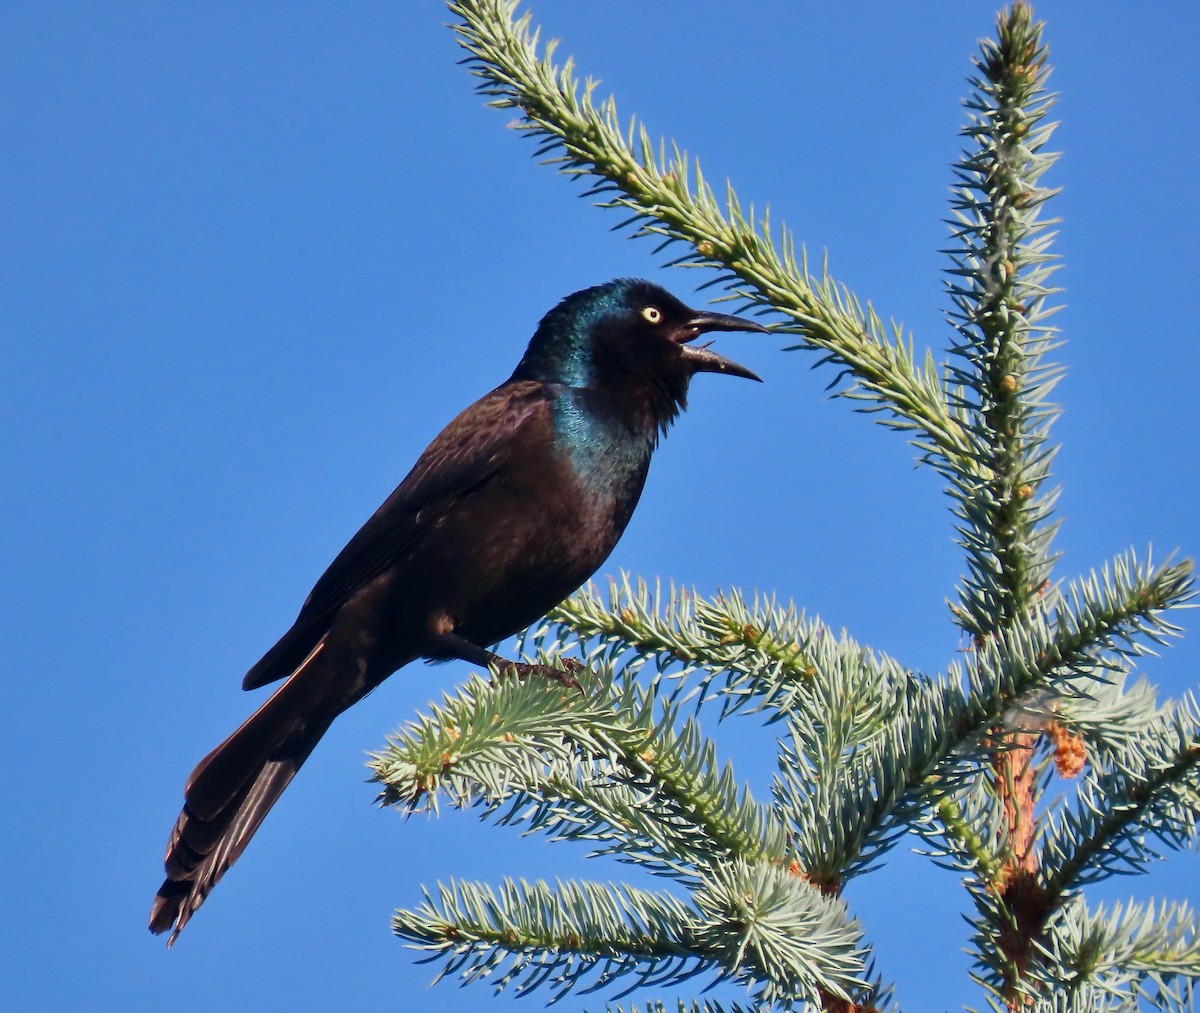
[967,897,1199,1011]
[1040,692,1200,895]
[690,861,870,1005]
[368,2,1200,1009]
[396,877,703,1001]
[1031,897,1200,1010]
[973,984,1194,1013]
[1044,672,1160,761]
[374,661,787,874]
[944,12,1065,639]
[392,866,868,1007]
[372,549,1191,1005]
[605,1003,763,1013]
[785,550,1191,882]
[372,613,884,1004]
[535,576,913,724]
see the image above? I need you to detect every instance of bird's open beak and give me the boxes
[676,309,767,382]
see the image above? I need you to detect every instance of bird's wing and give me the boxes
[241,380,555,689]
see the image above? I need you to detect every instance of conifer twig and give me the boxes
[449,0,971,476]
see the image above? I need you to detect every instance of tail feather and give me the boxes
[182,666,319,821]
[149,670,336,945]
[150,738,326,945]
[151,575,398,944]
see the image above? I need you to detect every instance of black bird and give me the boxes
[150,278,764,944]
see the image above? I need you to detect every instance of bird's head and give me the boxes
[512,279,765,409]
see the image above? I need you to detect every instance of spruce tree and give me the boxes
[369,3,1200,1009]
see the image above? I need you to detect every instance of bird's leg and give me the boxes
[429,630,583,690]
[498,656,584,691]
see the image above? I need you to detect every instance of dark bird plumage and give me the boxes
[149,278,764,944]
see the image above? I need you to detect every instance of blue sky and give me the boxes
[3,3,1197,1010]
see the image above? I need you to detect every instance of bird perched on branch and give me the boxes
[150,278,764,944]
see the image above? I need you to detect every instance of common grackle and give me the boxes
[150,278,764,944]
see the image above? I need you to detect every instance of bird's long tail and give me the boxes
[149,663,339,946]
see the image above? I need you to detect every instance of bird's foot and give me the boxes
[495,657,584,691]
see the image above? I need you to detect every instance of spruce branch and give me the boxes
[929,781,1010,886]
[448,0,971,474]
[514,552,1192,893]
[394,877,706,1000]
[1018,671,1161,768]
[690,861,871,1006]
[530,576,914,725]
[972,989,1184,1013]
[809,551,1192,882]
[370,665,788,878]
[1030,897,1200,1007]
[945,2,1064,638]
[938,13,1067,997]
[946,549,1190,778]
[958,545,1194,1002]
[1040,692,1200,901]
[605,1002,761,1013]
[393,869,870,1007]
[369,667,617,813]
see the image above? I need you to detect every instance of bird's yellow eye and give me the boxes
[641,305,663,324]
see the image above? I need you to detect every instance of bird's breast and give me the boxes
[374,386,659,661]
[551,391,655,510]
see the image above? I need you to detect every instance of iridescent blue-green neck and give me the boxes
[552,387,655,503]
